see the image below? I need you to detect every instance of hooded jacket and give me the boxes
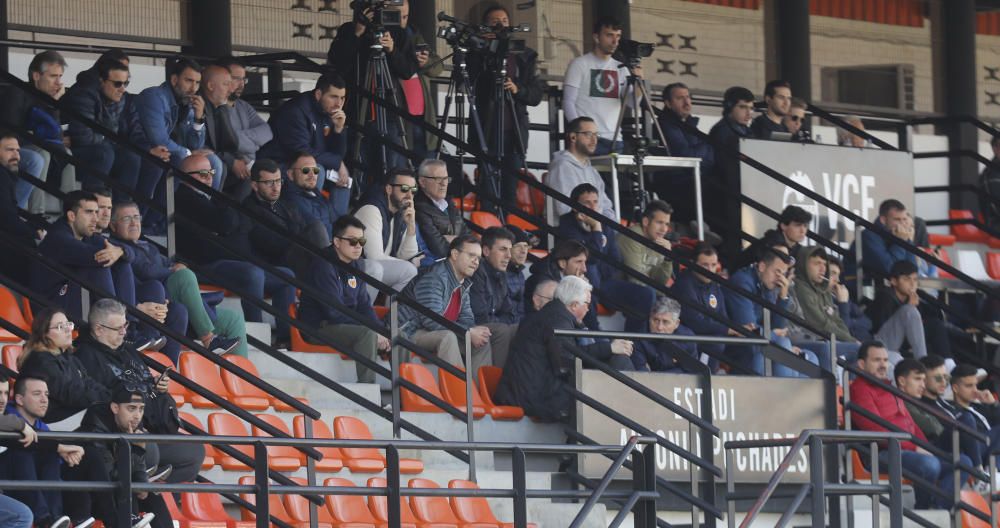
[546,150,616,218]
[616,223,673,286]
[850,375,925,451]
[18,347,110,424]
[789,246,855,342]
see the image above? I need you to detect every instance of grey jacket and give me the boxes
[398,259,474,336]
[546,150,616,218]
[230,98,273,161]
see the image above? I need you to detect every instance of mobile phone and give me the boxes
[154,368,173,386]
[415,43,430,53]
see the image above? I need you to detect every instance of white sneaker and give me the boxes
[50,516,72,528]
[74,518,96,528]
[131,513,155,528]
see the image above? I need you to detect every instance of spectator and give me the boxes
[848,198,916,280]
[469,227,519,368]
[73,48,129,89]
[750,80,791,140]
[530,278,558,312]
[504,225,532,321]
[200,65,249,198]
[789,246,860,362]
[945,364,1000,471]
[837,115,867,147]
[850,341,959,509]
[617,199,674,286]
[709,86,754,150]
[16,309,110,423]
[73,386,170,528]
[215,57,273,166]
[563,16,640,155]
[495,275,634,421]
[920,355,955,417]
[174,154,295,347]
[0,52,55,209]
[299,215,391,383]
[74,299,205,485]
[707,86,754,256]
[259,73,351,211]
[21,51,72,199]
[397,235,493,374]
[558,182,655,332]
[92,187,113,234]
[894,359,944,443]
[672,243,732,368]
[827,257,873,340]
[0,376,86,528]
[0,133,42,284]
[547,117,616,218]
[658,82,713,170]
[414,159,466,261]
[281,151,348,240]
[784,97,812,143]
[0,385,33,528]
[524,239,599,330]
[726,244,819,377]
[109,201,244,361]
[355,168,421,293]
[867,260,930,360]
[400,5,442,161]
[65,57,164,201]
[733,204,812,270]
[631,297,700,373]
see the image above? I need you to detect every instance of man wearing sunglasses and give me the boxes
[282,152,349,240]
[355,168,421,294]
[783,97,812,143]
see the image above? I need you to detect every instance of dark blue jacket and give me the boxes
[174,185,252,264]
[299,256,376,327]
[109,236,172,283]
[258,91,347,171]
[136,83,205,160]
[359,192,407,258]
[658,111,714,173]
[64,82,150,149]
[32,218,129,300]
[505,263,526,323]
[470,259,517,325]
[846,219,917,279]
[838,299,873,341]
[25,106,62,147]
[556,212,621,281]
[672,269,731,336]
[727,266,790,329]
[631,324,698,372]
[708,117,750,151]
[282,182,342,238]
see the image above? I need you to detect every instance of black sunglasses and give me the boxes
[789,115,804,122]
[390,183,417,193]
[336,236,367,247]
[297,167,321,175]
[105,79,130,88]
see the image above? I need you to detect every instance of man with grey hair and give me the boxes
[75,298,206,486]
[495,275,633,422]
[414,158,467,260]
[530,279,558,311]
[631,297,700,372]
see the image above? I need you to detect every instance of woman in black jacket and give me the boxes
[17,309,110,424]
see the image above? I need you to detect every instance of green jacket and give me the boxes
[789,246,854,342]
[905,400,944,441]
[616,224,673,285]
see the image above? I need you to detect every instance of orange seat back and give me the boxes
[291,415,345,465]
[179,353,230,403]
[961,489,991,528]
[506,213,538,232]
[207,413,253,459]
[400,363,448,413]
[437,368,486,417]
[367,477,422,524]
[237,476,294,522]
[0,286,30,333]
[288,303,343,354]
[332,415,382,462]
[408,478,461,524]
[221,355,270,400]
[448,479,501,524]
[283,477,335,523]
[250,414,302,467]
[478,366,503,406]
[182,490,234,522]
[949,209,989,243]
[323,477,379,523]
[937,247,956,279]
[2,345,22,372]
[470,211,503,230]
[988,253,1000,280]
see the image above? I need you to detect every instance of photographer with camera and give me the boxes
[465,4,545,208]
[563,16,643,156]
[327,0,418,180]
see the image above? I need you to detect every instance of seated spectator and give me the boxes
[837,115,868,147]
[788,246,860,363]
[282,151,347,239]
[0,52,55,210]
[867,260,932,360]
[215,57,273,169]
[200,65,249,198]
[92,187,113,235]
[355,168,421,293]
[0,132,43,284]
[0,376,87,528]
[847,199,916,280]
[495,275,634,422]
[21,52,72,196]
[530,278,558,312]
[732,204,812,270]
[672,243,732,368]
[65,57,164,201]
[850,341,963,509]
[657,82,714,172]
[750,80,791,140]
[504,225,532,322]
[726,244,819,377]
[616,199,674,286]
[258,73,351,212]
[299,215,391,383]
[72,386,174,528]
[784,97,812,143]
[469,227,519,368]
[0,377,34,528]
[920,355,957,419]
[547,117,616,218]
[827,257,873,340]
[74,299,205,485]
[109,201,243,361]
[16,309,110,424]
[175,154,296,346]
[944,364,1000,472]
[631,297,700,373]
[894,359,944,444]
[397,234,493,374]
[558,183,655,332]
[414,159,466,261]
[242,158,324,278]
[524,239,599,330]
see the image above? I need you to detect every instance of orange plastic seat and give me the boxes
[207,413,252,470]
[850,450,911,485]
[250,414,303,472]
[178,412,215,470]
[505,213,538,232]
[936,247,956,279]
[373,305,389,320]
[470,211,503,230]
[452,192,479,211]
[333,415,423,474]
[366,477,421,528]
[437,369,487,419]
[283,477,334,528]
[988,253,1000,280]
[400,363,450,414]
[476,367,523,420]
[960,489,991,528]
[408,478,469,527]
[527,249,547,260]
[145,351,185,406]
[289,304,347,356]
[323,477,382,527]
[182,490,253,528]
[237,476,299,526]
[927,233,956,247]
[222,355,304,411]
[449,479,535,528]
[596,303,616,316]
[949,210,990,243]
[165,492,235,528]
[0,286,30,343]
[179,353,231,409]
[2,345,21,372]
[291,415,345,472]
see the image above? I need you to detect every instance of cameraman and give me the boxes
[328,0,419,180]
[467,4,545,208]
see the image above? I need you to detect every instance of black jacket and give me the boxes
[750,114,788,140]
[0,165,34,246]
[414,190,466,260]
[77,402,148,484]
[31,217,125,303]
[18,348,111,424]
[469,259,516,325]
[242,193,305,266]
[867,286,907,335]
[523,258,600,330]
[494,299,612,421]
[467,47,545,154]
[175,184,253,264]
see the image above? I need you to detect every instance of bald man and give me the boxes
[201,64,250,198]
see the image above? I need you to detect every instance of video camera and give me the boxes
[612,38,654,68]
[436,11,530,59]
[350,0,404,36]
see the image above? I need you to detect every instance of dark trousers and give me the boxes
[144,441,205,484]
[45,259,135,322]
[197,260,296,341]
[135,279,190,364]
[73,143,142,203]
[595,279,656,333]
[0,447,62,523]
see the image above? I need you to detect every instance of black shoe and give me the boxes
[206,335,240,355]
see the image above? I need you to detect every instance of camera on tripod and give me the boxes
[350,0,404,36]
[612,39,654,67]
[435,11,530,58]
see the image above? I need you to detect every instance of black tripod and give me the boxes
[481,52,528,217]
[356,29,412,186]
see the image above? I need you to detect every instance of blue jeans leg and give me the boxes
[112,145,142,203]
[0,494,32,528]
[0,449,62,522]
[72,142,115,190]
[880,450,940,509]
[724,344,765,375]
[15,148,45,209]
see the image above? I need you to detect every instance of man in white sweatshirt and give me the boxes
[355,168,421,297]
[547,116,616,220]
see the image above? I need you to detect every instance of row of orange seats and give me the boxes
[400,363,524,421]
[166,476,534,528]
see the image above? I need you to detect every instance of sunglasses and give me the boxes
[297,167,321,175]
[789,115,805,122]
[105,79,130,88]
[390,183,417,193]
[336,236,367,247]
[186,169,216,176]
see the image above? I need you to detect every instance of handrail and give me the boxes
[805,103,898,151]
[914,183,1000,210]
[909,114,1000,140]
[569,435,643,528]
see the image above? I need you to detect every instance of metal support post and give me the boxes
[304,416,318,528]
[254,442,270,528]
[114,438,133,528]
[386,445,402,528]
[762,308,772,376]
[809,436,825,528]
[689,421,700,528]
[855,226,865,301]
[869,442,879,528]
[512,447,528,528]
[464,330,476,482]
[267,65,284,108]
[887,438,903,528]
[952,429,961,528]
[389,298,401,438]
[726,449,736,528]
[165,169,176,261]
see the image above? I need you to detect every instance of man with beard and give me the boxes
[547,117,616,219]
[355,168,421,294]
[750,80,792,140]
[215,57,273,167]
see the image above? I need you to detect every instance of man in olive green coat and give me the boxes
[616,200,674,286]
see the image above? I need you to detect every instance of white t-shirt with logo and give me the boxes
[563,52,628,140]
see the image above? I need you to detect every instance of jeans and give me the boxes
[877,450,970,509]
[794,340,861,373]
[0,495,32,528]
[197,260,296,341]
[0,448,62,522]
[73,142,142,202]
[725,332,819,378]
[15,148,46,209]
